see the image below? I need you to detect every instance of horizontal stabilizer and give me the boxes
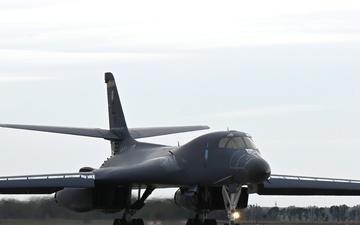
[129,125,210,138]
[0,124,209,139]
[0,124,120,140]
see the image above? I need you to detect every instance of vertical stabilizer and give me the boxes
[105,73,132,155]
[105,72,128,130]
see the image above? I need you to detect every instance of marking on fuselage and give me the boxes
[229,150,243,168]
[203,149,209,168]
[230,150,257,169]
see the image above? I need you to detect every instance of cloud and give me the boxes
[0,49,175,66]
[198,104,331,119]
[0,76,58,83]
[1,2,360,52]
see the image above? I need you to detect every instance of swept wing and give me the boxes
[0,156,182,194]
[252,174,360,195]
[0,172,95,194]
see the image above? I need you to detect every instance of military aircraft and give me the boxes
[1,73,360,225]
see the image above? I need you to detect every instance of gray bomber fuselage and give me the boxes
[98,131,271,187]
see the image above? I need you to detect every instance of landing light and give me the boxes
[232,211,240,220]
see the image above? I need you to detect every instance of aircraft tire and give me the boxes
[113,219,122,225]
[186,219,198,225]
[204,219,217,225]
[131,218,144,225]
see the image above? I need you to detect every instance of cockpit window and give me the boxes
[218,137,230,148]
[243,137,257,149]
[226,137,247,149]
[218,136,257,149]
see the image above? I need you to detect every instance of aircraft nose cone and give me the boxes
[245,157,271,184]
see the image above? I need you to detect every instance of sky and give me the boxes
[1,0,360,208]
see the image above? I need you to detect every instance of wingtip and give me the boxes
[199,125,210,130]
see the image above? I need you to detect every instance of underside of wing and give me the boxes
[0,124,209,140]
[0,172,95,194]
[252,174,360,195]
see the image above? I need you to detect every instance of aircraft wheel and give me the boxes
[113,219,122,225]
[204,219,217,225]
[186,219,197,225]
[113,218,130,225]
[131,218,144,225]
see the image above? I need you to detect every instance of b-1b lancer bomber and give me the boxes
[1,73,360,225]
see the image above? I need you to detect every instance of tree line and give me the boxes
[241,204,360,222]
[0,197,191,221]
[0,197,359,223]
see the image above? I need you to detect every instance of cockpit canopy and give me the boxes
[218,134,257,150]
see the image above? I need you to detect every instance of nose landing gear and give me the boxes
[222,184,242,225]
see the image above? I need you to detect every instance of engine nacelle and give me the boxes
[174,187,248,213]
[55,188,93,212]
[55,186,131,213]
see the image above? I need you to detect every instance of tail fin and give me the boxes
[105,72,130,136]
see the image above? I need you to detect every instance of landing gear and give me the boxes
[113,218,144,225]
[113,186,155,225]
[186,218,217,225]
[186,211,217,225]
[222,184,242,225]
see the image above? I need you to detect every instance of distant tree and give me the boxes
[339,204,349,221]
[349,207,357,221]
[330,205,340,221]
[303,207,309,221]
[313,207,320,221]
[286,206,298,221]
[291,207,302,221]
[319,207,327,221]
[242,204,264,222]
[353,206,360,221]
[279,208,287,221]
[267,207,279,221]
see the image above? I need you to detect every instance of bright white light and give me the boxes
[233,211,241,220]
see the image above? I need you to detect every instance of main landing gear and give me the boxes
[113,186,155,225]
[113,209,145,225]
[113,216,144,225]
[186,211,217,225]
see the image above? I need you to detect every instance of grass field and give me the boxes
[0,220,107,225]
[0,220,359,225]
